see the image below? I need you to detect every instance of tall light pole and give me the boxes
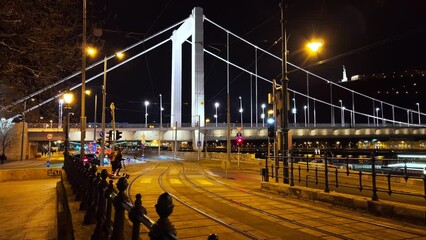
[159,94,163,156]
[416,103,421,124]
[100,56,107,166]
[375,107,380,126]
[339,100,343,127]
[239,96,243,127]
[20,101,27,161]
[144,100,149,128]
[58,99,63,129]
[63,92,74,158]
[214,102,219,127]
[280,0,290,185]
[80,0,87,162]
[99,52,124,166]
[342,107,346,126]
[261,103,266,127]
[303,105,307,127]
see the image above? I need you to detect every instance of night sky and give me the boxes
[80,0,426,124]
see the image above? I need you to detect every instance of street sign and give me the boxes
[99,131,104,137]
[47,133,53,140]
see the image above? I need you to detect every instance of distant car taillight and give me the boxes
[84,157,88,162]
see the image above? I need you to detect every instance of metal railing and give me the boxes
[62,154,219,239]
[261,152,426,201]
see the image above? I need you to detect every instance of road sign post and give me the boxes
[46,133,53,167]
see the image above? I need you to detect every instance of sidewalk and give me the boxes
[0,178,58,240]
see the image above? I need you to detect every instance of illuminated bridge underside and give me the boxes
[28,127,426,142]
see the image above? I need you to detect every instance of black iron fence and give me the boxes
[62,154,178,240]
[261,152,426,201]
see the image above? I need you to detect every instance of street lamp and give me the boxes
[159,94,163,156]
[239,96,243,127]
[63,92,74,158]
[261,103,266,127]
[375,107,380,126]
[303,105,307,127]
[85,89,98,141]
[214,102,219,127]
[100,51,125,166]
[292,98,297,126]
[416,103,421,124]
[144,100,149,128]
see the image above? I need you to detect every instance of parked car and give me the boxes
[73,153,100,166]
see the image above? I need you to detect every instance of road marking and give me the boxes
[197,180,213,185]
[170,179,182,184]
[139,178,151,184]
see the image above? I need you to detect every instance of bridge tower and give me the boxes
[171,7,204,150]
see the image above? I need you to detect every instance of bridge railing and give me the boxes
[262,151,426,201]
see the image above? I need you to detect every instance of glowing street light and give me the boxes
[144,100,150,128]
[239,96,243,127]
[306,40,324,53]
[303,105,307,127]
[261,103,266,127]
[416,103,421,125]
[376,107,380,126]
[214,102,219,127]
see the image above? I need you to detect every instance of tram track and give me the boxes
[188,162,426,238]
[125,161,426,239]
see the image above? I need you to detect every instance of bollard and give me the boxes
[129,194,147,240]
[91,170,109,240]
[111,177,129,240]
[149,192,177,239]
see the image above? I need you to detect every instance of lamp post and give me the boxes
[159,94,163,156]
[214,102,219,127]
[261,103,266,127]
[144,100,149,128]
[239,96,243,127]
[99,52,124,165]
[375,108,380,126]
[63,92,74,158]
[342,107,346,126]
[416,103,421,124]
[303,105,307,127]
[339,100,343,127]
[80,0,87,163]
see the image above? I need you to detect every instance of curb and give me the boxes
[261,182,426,225]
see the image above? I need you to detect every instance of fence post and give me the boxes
[102,180,114,238]
[91,169,109,240]
[129,194,147,240]
[324,153,330,193]
[83,170,99,224]
[111,177,129,240]
[149,192,177,239]
[371,152,379,201]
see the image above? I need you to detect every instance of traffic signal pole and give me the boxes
[280,0,290,184]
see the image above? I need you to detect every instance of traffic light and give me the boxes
[236,136,243,146]
[116,130,123,140]
[267,117,275,138]
[107,130,113,142]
